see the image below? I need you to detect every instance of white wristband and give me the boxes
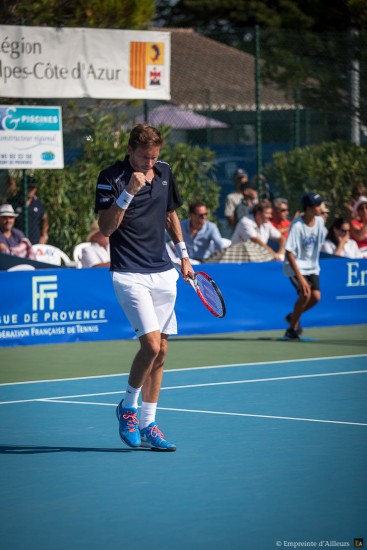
[116,188,134,210]
[175,241,189,259]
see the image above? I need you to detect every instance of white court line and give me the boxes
[36,400,367,427]
[1,369,366,406]
[1,353,366,386]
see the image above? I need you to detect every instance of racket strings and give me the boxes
[195,273,225,317]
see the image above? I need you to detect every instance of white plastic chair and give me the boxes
[7,264,36,271]
[31,244,74,266]
[73,242,92,268]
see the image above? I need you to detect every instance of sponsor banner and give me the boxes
[0,258,366,347]
[0,105,63,169]
[0,25,170,99]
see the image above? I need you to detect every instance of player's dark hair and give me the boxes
[128,124,163,150]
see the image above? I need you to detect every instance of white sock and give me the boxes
[122,383,141,409]
[140,401,157,430]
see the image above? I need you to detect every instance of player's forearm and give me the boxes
[166,211,184,244]
[98,205,126,237]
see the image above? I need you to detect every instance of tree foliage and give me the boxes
[11,116,220,255]
[0,0,155,29]
[264,141,367,219]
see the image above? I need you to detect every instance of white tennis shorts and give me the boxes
[111,268,179,337]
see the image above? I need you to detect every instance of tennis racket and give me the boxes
[188,271,226,318]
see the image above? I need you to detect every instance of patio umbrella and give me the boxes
[140,104,228,129]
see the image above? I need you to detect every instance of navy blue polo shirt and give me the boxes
[95,155,183,273]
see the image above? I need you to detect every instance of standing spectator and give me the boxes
[231,199,285,261]
[96,123,194,451]
[180,201,223,261]
[224,169,249,231]
[283,192,325,340]
[81,220,110,268]
[350,196,367,257]
[271,198,291,238]
[234,187,258,225]
[321,218,362,259]
[9,180,49,244]
[0,204,35,259]
[251,174,274,201]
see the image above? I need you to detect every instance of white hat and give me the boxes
[353,196,367,216]
[0,204,18,217]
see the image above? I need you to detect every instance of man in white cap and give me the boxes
[0,204,35,259]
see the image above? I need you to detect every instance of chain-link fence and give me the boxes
[1,26,366,245]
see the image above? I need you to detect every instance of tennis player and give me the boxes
[95,124,194,451]
[283,192,326,340]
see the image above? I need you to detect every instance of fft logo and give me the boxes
[32,275,58,311]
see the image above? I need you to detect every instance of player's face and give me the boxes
[128,145,160,175]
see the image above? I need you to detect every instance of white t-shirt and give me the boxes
[321,238,362,259]
[231,216,281,245]
[81,243,110,268]
[283,216,325,276]
[224,192,243,218]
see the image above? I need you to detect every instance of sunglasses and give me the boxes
[196,212,208,218]
[358,204,367,211]
[339,228,350,234]
[279,208,289,212]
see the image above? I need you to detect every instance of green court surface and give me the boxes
[1,324,366,384]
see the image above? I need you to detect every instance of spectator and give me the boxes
[350,196,367,257]
[180,201,223,261]
[271,198,291,238]
[234,187,258,225]
[9,180,49,244]
[0,204,35,259]
[347,183,367,219]
[283,192,325,340]
[81,220,110,268]
[251,174,274,201]
[321,217,362,259]
[231,199,285,261]
[224,169,249,231]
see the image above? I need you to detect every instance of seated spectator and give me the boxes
[347,183,367,219]
[234,187,258,225]
[81,220,110,268]
[321,218,362,258]
[224,169,249,231]
[0,204,35,259]
[350,196,367,256]
[180,201,223,262]
[271,198,291,238]
[8,180,49,244]
[231,199,285,261]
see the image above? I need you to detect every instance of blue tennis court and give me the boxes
[1,354,366,550]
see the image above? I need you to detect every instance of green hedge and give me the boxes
[265,140,367,218]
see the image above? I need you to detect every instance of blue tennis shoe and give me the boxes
[140,422,176,452]
[115,400,141,448]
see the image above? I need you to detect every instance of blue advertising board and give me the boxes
[0,258,366,347]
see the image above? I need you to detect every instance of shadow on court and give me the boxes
[0,444,138,454]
